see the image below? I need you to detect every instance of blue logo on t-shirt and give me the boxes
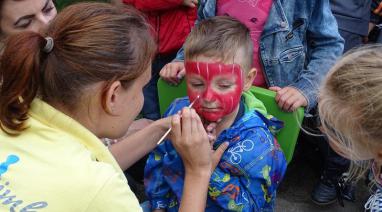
[0,155,19,177]
[0,154,48,211]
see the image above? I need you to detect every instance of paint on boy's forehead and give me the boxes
[185,61,244,122]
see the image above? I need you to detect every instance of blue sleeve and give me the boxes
[290,0,344,111]
[144,143,171,209]
[209,129,287,211]
[144,98,190,209]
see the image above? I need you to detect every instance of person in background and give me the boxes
[309,0,372,206]
[0,0,57,40]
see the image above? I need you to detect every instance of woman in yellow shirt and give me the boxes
[0,2,226,211]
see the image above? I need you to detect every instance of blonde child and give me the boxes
[318,45,382,211]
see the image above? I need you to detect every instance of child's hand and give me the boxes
[269,86,307,112]
[183,0,198,7]
[205,122,217,144]
[160,61,185,85]
[170,108,227,175]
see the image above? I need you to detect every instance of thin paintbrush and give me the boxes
[157,96,199,145]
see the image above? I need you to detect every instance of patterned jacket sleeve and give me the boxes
[144,142,171,209]
[208,128,287,211]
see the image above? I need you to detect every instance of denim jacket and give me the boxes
[144,97,287,212]
[175,0,344,112]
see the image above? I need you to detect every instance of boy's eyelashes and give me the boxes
[189,81,234,89]
[189,81,205,87]
[191,84,204,88]
[217,83,233,89]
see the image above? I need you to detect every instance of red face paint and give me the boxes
[185,61,244,122]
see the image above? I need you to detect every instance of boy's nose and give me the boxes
[202,88,216,102]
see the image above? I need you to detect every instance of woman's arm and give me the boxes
[170,108,228,212]
[180,170,211,212]
[109,117,170,171]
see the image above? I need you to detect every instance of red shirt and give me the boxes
[217,0,273,87]
[123,0,197,55]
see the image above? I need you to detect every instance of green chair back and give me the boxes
[157,78,304,163]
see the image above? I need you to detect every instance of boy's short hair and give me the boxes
[184,16,253,72]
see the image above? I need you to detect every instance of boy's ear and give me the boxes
[243,68,257,91]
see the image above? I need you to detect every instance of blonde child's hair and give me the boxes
[319,45,382,179]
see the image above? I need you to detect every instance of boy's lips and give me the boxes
[200,107,221,112]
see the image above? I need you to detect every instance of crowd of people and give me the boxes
[1,0,382,211]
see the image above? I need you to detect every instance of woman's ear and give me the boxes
[243,68,257,91]
[103,81,122,115]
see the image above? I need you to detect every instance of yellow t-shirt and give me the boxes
[0,99,142,212]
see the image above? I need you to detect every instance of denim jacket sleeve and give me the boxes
[289,0,344,111]
[208,129,287,211]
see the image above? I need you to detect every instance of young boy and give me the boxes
[144,17,287,212]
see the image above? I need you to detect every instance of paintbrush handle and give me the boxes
[157,127,172,145]
[156,96,199,145]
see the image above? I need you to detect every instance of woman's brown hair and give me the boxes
[0,2,156,134]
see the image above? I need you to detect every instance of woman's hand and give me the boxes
[172,108,228,212]
[170,108,228,176]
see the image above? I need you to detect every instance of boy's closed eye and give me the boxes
[190,82,204,87]
[188,78,205,89]
[213,77,237,92]
[217,81,234,89]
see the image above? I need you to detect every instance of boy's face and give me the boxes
[185,60,244,122]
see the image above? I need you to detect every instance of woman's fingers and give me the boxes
[171,114,181,141]
[211,142,229,170]
[190,109,198,135]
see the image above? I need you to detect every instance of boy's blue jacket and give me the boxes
[144,94,287,211]
[175,0,344,112]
